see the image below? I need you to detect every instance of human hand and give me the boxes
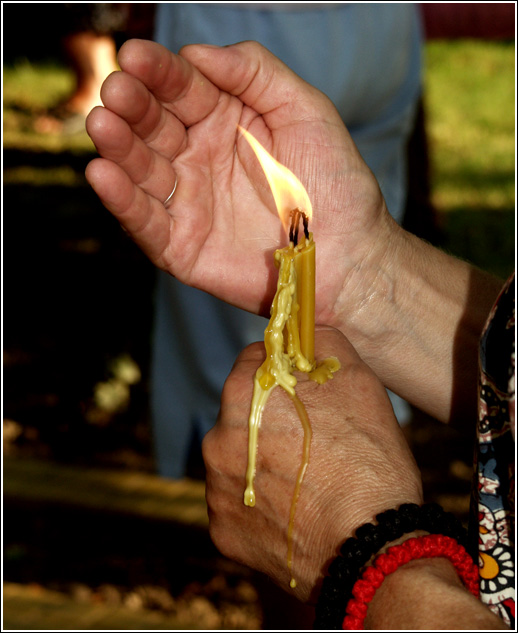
[85,39,393,321]
[202,327,423,602]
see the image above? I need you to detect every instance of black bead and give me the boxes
[327,555,354,583]
[313,503,469,630]
[340,537,365,563]
[376,508,401,540]
[397,503,421,532]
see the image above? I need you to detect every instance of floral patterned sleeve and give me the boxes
[471,272,515,627]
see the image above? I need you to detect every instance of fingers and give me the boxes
[312,326,361,364]
[86,106,178,204]
[180,41,334,125]
[117,39,221,127]
[84,157,173,268]
[86,38,228,209]
[99,70,188,159]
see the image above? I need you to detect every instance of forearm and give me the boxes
[365,556,508,630]
[336,213,502,426]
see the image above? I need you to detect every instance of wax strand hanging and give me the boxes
[238,126,341,589]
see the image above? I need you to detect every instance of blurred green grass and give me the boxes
[423,40,515,280]
[3,40,516,278]
[3,60,95,155]
[425,40,515,212]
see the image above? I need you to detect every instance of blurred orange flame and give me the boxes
[238,126,312,233]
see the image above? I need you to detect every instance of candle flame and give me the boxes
[238,126,312,231]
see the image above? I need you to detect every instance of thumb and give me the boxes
[313,325,364,368]
[179,41,335,123]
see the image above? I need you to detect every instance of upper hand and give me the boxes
[202,327,423,602]
[85,39,390,321]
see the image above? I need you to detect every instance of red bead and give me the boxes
[343,614,364,630]
[346,598,368,621]
[342,534,480,630]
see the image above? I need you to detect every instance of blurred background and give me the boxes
[3,3,515,630]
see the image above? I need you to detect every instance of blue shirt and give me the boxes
[151,3,423,477]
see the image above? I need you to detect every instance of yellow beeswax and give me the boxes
[294,234,315,365]
[244,243,340,589]
[244,247,297,508]
[286,390,312,589]
[236,125,338,588]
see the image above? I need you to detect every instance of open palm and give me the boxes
[86,39,386,322]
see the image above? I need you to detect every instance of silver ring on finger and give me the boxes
[163,174,178,207]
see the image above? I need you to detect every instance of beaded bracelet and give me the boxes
[343,534,480,630]
[313,503,472,630]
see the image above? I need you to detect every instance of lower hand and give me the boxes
[203,327,423,602]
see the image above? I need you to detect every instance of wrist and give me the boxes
[330,208,405,351]
[365,556,466,629]
[344,534,479,630]
[332,210,501,423]
[314,503,475,630]
[364,555,507,630]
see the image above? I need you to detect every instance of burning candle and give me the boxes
[239,127,316,367]
[238,127,340,588]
